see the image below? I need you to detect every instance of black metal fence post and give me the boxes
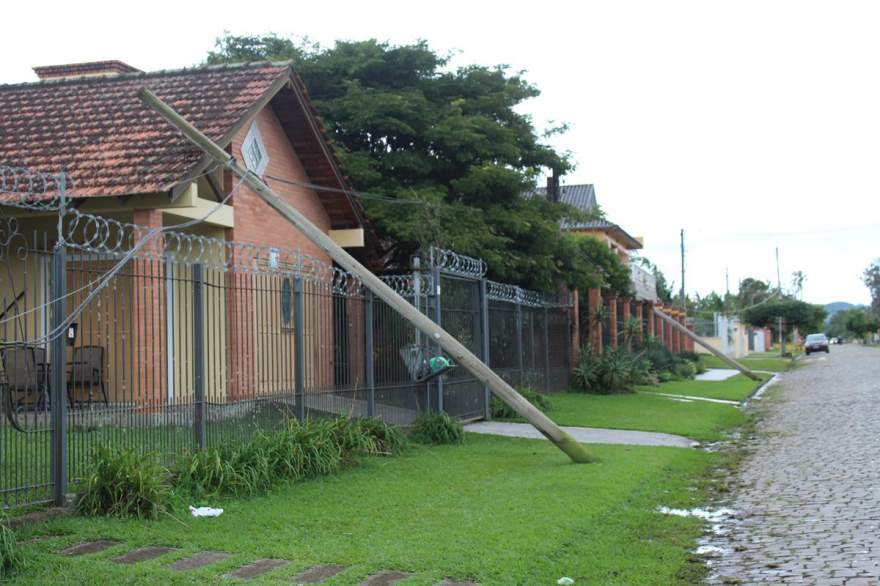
[294,275,306,422]
[515,292,524,387]
[365,290,375,417]
[50,244,68,505]
[192,263,206,450]
[433,266,443,413]
[480,277,491,419]
[544,306,551,392]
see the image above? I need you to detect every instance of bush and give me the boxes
[175,417,406,499]
[674,360,697,380]
[572,347,649,394]
[642,338,676,373]
[679,351,707,374]
[176,422,343,498]
[0,514,21,579]
[76,446,171,520]
[490,387,550,420]
[410,412,464,445]
[572,347,600,392]
[349,417,408,456]
[657,370,674,383]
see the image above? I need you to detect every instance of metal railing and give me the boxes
[0,200,573,508]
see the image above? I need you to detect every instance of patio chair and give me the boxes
[67,345,108,408]
[0,345,49,412]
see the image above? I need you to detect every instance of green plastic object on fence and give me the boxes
[429,356,451,372]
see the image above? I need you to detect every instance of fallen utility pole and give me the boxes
[139,88,595,464]
[653,307,761,381]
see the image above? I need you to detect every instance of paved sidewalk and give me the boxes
[464,421,698,448]
[696,369,740,382]
[705,345,880,584]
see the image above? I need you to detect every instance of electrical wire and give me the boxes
[264,173,433,206]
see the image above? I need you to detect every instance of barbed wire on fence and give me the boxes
[427,246,487,278]
[0,165,73,211]
[380,272,434,298]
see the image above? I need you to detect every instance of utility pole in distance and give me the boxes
[776,247,784,357]
[680,229,686,311]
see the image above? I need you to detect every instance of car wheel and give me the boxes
[826,349,830,353]
[805,350,810,356]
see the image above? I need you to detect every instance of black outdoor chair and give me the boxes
[67,345,108,408]
[0,345,49,412]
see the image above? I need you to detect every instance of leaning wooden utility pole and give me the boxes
[653,307,761,381]
[139,89,595,464]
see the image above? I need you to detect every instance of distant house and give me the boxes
[528,181,656,301]
[0,59,371,407]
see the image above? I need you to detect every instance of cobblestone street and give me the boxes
[707,344,880,585]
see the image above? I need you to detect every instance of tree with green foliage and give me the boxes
[737,278,773,308]
[864,260,880,317]
[206,34,601,292]
[844,309,870,341]
[741,299,827,335]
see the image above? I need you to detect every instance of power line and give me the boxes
[264,173,433,206]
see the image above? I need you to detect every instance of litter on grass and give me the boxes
[557,578,575,585]
[189,506,224,517]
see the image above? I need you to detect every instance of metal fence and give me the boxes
[0,174,572,508]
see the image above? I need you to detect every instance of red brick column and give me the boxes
[131,209,166,407]
[607,297,618,349]
[673,311,685,352]
[588,288,603,354]
[663,306,674,351]
[681,313,690,352]
[646,302,655,339]
[634,302,644,345]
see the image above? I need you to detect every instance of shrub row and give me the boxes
[572,339,705,394]
[76,416,407,519]
[409,412,464,445]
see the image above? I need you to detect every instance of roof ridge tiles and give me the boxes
[0,60,294,91]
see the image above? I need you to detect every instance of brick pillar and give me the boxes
[678,311,688,352]
[588,288,603,354]
[663,306,674,351]
[607,297,618,349]
[621,299,632,349]
[131,209,166,407]
[672,311,682,353]
[646,302,655,339]
[634,302,644,345]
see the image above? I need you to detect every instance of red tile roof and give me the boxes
[0,62,292,197]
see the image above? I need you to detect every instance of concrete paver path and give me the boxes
[696,368,740,382]
[706,344,880,584]
[465,421,698,448]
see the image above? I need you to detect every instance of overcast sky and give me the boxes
[3,1,877,304]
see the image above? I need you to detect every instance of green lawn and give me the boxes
[637,373,771,402]
[701,352,793,372]
[13,435,715,585]
[548,391,747,443]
